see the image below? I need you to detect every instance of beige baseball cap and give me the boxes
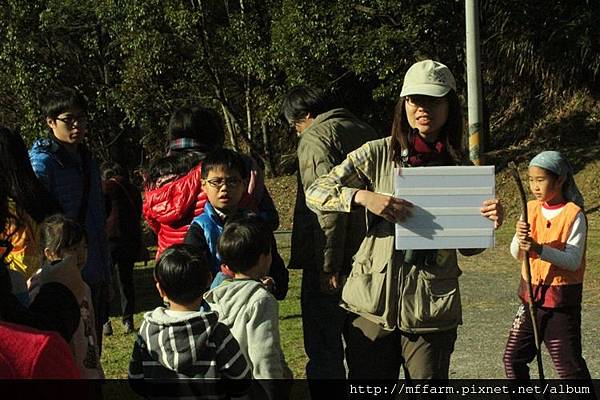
[400,60,456,98]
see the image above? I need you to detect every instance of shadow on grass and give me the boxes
[281,313,302,321]
[108,264,162,318]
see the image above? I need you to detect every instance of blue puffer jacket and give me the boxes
[187,203,289,300]
[189,202,224,276]
[29,138,110,285]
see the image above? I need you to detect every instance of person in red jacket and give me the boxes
[0,321,80,378]
[143,106,278,259]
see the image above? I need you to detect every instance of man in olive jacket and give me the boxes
[282,87,379,381]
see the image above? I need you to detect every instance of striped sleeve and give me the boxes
[212,322,251,379]
[305,141,373,213]
[128,334,146,379]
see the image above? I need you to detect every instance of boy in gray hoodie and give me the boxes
[129,244,250,398]
[204,215,292,389]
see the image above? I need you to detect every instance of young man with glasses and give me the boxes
[29,87,111,352]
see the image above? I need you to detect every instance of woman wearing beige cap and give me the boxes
[305,60,503,379]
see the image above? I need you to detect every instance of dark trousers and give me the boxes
[113,256,135,322]
[503,303,592,380]
[301,268,347,380]
[89,282,110,356]
[344,313,457,380]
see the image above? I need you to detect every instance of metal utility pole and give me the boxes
[465,0,483,165]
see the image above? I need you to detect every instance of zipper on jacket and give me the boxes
[396,249,408,332]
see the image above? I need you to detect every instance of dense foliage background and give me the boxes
[1,0,598,175]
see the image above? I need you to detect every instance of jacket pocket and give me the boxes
[342,236,390,316]
[416,275,461,323]
[342,267,387,315]
[401,267,462,331]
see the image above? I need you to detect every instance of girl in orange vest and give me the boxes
[503,150,591,380]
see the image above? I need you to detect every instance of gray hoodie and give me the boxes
[129,308,250,380]
[204,279,292,379]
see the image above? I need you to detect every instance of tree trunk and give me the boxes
[245,71,252,142]
[261,118,274,177]
[221,103,239,151]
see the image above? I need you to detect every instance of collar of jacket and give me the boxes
[167,138,210,155]
[304,108,356,132]
[203,202,225,225]
[34,137,89,169]
[204,202,250,226]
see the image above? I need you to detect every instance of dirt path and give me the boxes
[452,232,599,379]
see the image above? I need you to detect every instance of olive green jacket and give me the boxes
[289,108,379,274]
[306,137,464,333]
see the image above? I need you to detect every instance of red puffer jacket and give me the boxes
[143,164,207,259]
[143,158,276,260]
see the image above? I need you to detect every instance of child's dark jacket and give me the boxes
[129,308,250,380]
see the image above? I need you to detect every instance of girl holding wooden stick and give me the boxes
[504,151,592,380]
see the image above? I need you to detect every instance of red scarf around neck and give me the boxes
[407,130,452,167]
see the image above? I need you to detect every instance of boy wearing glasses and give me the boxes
[29,87,111,352]
[184,149,288,298]
[184,149,247,277]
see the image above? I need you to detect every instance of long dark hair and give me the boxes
[168,106,224,150]
[0,127,61,222]
[389,90,464,166]
[40,214,85,260]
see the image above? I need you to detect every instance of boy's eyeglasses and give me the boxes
[55,115,88,127]
[0,239,13,263]
[206,177,242,189]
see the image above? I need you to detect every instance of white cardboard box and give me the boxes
[394,165,495,250]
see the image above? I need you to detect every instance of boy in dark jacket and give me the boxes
[184,149,288,300]
[129,244,250,399]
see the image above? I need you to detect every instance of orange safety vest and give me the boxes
[518,200,586,308]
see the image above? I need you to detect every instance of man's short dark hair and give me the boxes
[154,244,211,305]
[200,148,248,180]
[217,213,272,273]
[41,87,87,119]
[281,86,330,125]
